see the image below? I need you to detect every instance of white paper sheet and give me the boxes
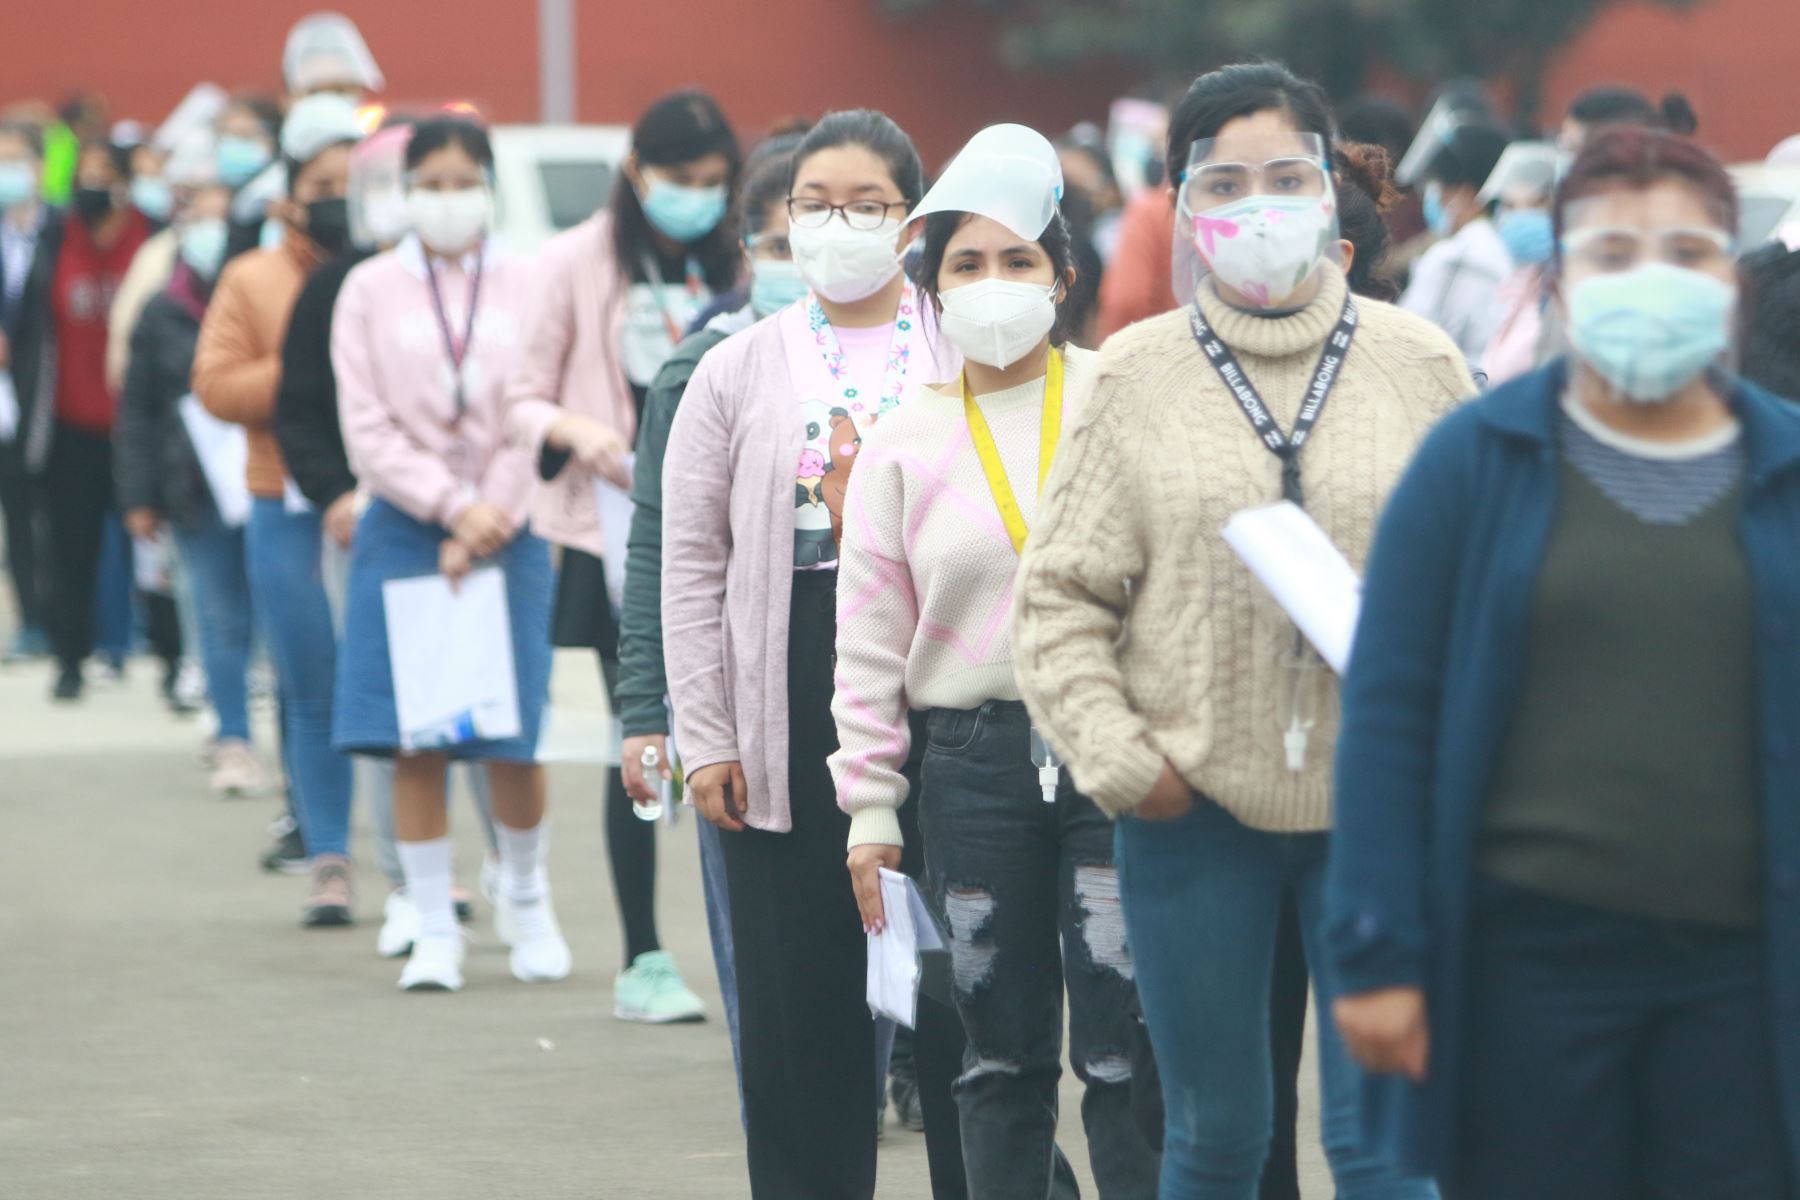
[132,534,174,595]
[592,452,636,611]
[177,394,252,527]
[866,868,946,1029]
[282,477,314,515]
[0,371,18,442]
[382,567,522,751]
[1222,501,1363,674]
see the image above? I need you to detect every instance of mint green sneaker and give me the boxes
[614,950,708,1024]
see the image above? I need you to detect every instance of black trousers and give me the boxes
[42,425,115,671]
[0,434,47,635]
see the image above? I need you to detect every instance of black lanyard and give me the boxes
[1187,295,1358,507]
[424,251,485,422]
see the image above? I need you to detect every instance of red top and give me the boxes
[52,208,150,433]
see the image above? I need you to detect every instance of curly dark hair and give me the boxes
[1334,141,1401,302]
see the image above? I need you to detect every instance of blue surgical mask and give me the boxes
[1497,208,1554,266]
[1423,181,1451,238]
[131,176,173,222]
[0,161,36,209]
[217,135,271,189]
[640,178,728,243]
[178,217,228,280]
[750,258,808,317]
[1566,262,1736,404]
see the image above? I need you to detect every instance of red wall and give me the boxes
[0,1,1132,171]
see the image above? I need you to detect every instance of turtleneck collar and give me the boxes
[1193,260,1350,361]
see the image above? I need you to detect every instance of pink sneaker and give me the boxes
[301,855,355,928]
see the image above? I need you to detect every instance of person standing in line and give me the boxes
[1011,62,1473,1200]
[330,115,566,993]
[114,181,265,797]
[1399,122,1512,370]
[193,93,361,927]
[662,109,956,1200]
[1557,85,1698,156]
[1477,143,1561,387]
[15,137,151,702]
[506,88,741,1024]
[0,121,54,662]
[834,123,1160,1200]
[1330,126,1800,1200]
[274,119,500,960]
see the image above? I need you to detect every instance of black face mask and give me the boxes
[304,197,352,255]
[73,186,115,225]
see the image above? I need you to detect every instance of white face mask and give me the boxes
[406,186,492,256]
[1192,193,1334,311]
[937,278,1058,369]
[789,217,903,304]
[362,187,411,248]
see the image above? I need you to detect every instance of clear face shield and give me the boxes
[1558,192,1741,403]
[907,123,1063,241]
[1171,131,1342,312]
[347,125,411,250]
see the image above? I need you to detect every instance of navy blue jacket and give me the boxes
[1325,362,1800,1177]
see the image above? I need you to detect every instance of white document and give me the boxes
[382,567,522,752]
[282,477,314,515]
[1222,501,1363,675]
[177,394,252,527]
[866,868,946,1030]
[0,370,18,442]
[592,452,636,611]
[132,534,174,595]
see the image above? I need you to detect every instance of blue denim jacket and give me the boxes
[1323,362,1800,1177]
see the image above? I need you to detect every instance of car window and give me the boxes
[540,160,615,231]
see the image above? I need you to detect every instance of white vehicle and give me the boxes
[490,124,630,253]
[1729,163,1800,249]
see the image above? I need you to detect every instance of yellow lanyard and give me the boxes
[963,347,1063,555]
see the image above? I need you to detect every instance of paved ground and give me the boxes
[0,652,1329,1199]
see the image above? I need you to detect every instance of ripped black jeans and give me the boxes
[920,700,1161,1200]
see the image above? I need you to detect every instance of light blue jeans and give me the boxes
[1114,795,1438,1200]
[174,502,254,741]
[247,499,351,859]
[696,815,745,1126]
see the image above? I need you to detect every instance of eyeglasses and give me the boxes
[1561,226,1736,274]
[786,197,908,231]
[743,232,792,260]
[1179,156,1328,214]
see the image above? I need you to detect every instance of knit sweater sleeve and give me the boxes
[1012,362,1164,816]
[830,428,918,849]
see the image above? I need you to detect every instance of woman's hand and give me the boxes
[688,761,749,832]
[1134,760,1195,821]
[552,414,632,490]
[452,502,513,559]
[622,733,671,806]
[439,538,473,588]
[323,493,359,549]
[1334,987,1430,1083]
[847,842,902,934]
[124,507,162,540]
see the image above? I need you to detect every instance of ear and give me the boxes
[1057,263,1078,304]
[1338,238,1356,276]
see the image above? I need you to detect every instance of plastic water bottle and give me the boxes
[1029,726,1061,804]
[634,744,666,822]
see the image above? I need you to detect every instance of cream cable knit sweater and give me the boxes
[1012,263,1475,830]
[832,347,1097,848]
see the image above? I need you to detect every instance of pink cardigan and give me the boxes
[332,238,537,528]
[662,310,957,832]
[503,211,635,557]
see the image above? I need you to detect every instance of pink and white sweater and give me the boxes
[831,346,1096,848]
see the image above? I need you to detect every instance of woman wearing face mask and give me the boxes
[1332,126,1800,1197]
[833,123,1160,1200]
[17,138,151,702]
[193,92,360,927]
[114,183,265,792]
[505,88,740,1025]
[329,115,561,993]
[662,109,954,1200]
[1399,122,1512,370]
[215,95,282,265]
[1478,143,1563,387]
[1012,62,1474,1199]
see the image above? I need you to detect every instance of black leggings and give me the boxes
[0,436,47,636]
[42,425,115,672]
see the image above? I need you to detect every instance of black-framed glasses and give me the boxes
[786,197,909,231]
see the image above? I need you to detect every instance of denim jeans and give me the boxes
[1114,794,1438,1200]
[174,502,255,741]
[247,498,351,859]
[695,815,745,1127]
[920,699,1160,1200]
[1450,876,1790,1200]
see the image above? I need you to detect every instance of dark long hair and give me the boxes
[610,89,743,291]
[789,110,926,209]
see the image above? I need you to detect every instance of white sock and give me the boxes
[494,818,548,904]
[396,837,457,942]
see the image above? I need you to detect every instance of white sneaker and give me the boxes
[210,740,264,799]
[496,890,572,983]
[377,889,420,959]
[398,934,465,992]
[480,853,501,909]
